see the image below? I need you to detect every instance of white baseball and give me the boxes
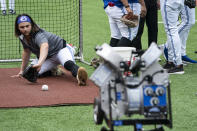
[42,84,48,91]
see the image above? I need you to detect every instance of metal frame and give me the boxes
[101,84,173,131]
[77,0,90,65]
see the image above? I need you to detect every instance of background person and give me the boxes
[0,0,15,15]
[102,0,146,47]
[162,6,197,64]
[131,0,160,50]
[12,14,88,86]
[160,0,184,74]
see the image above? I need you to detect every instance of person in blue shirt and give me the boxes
[103,0,146,47]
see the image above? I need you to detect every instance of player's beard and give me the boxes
[23,31,31,36]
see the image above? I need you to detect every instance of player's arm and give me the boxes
[138,0,147,17]
[32,42,49,72]
[120,0,133,13]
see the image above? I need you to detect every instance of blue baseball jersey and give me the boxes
[103,0,139,9]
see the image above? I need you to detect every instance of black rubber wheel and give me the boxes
[93,97,104,125]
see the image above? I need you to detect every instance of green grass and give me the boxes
[1,0,197,130]
[0,106,101,131]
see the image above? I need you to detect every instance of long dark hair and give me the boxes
[15,13,40,37]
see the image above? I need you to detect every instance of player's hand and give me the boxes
[125,12,135,20]
[140,4,147,17]
[11,71,23,78]
[32,64,42,72]
[125,7,133,14]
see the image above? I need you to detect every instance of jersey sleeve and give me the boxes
[34,32,48,47]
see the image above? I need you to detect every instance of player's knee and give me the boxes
[64,60,79,77]
[110,38,120,47]
[64,60,75,71]
[117,37,132,47]
[182,19,195,28]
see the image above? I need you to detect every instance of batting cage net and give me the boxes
[0,0,83,62]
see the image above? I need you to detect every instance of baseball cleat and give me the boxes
[9,9,16,15]
[163,61,175,69]
[182,55,197,64]
[168,65,184,74]
[77,67,88,86]
[2,10,6,16]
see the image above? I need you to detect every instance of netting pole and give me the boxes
[78,0,91,65]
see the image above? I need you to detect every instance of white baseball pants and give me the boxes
[0,0,15,10]
[105,3,141,41]
[31,44,75,75]
[160,0,184,65]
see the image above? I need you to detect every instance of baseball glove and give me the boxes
[184,0,196,8]
[91,57,100,69]
[121,12,139,28]
[22,64,38,83]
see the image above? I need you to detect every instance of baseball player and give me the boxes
[103,0,146,47]
[12,14,88,86]
[0,0,15,15]
[131,0,160,50]
[160,0,185,74]
[162,5,197,63]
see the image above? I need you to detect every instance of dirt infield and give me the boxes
[0,68,99,108]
